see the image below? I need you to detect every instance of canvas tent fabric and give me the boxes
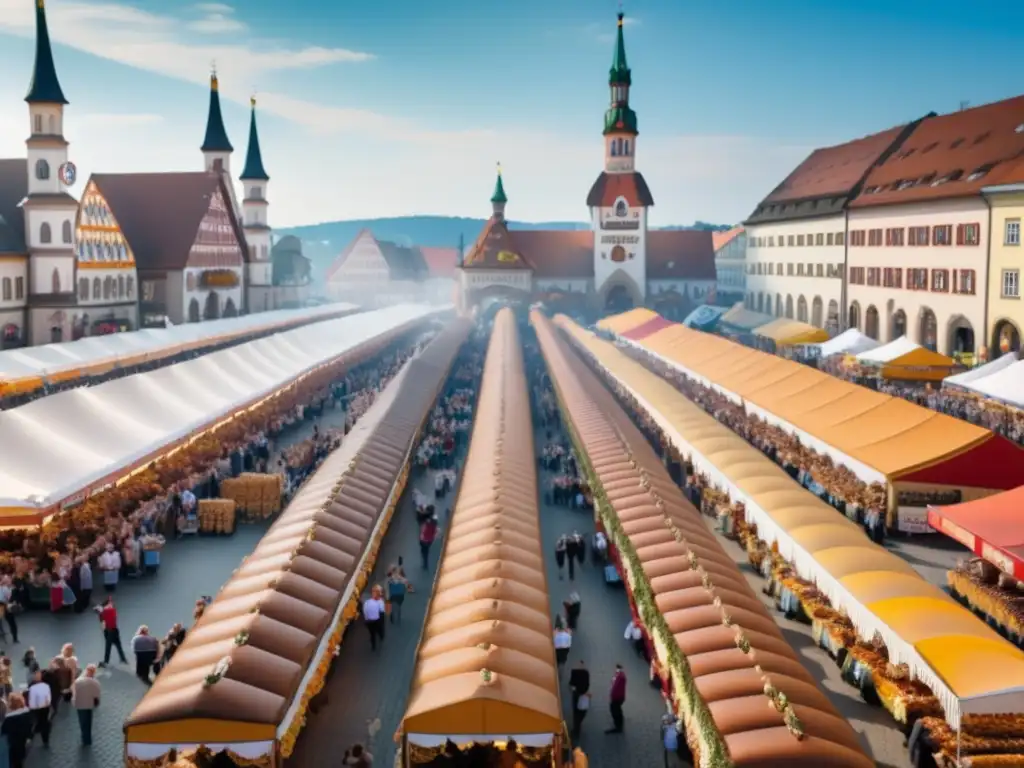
[596,307,658,335]
[402,309,561,738]
[0,303,359,396]
[718,304,773,331]
[124,318,470,750]
[620,315,674,341]
[813,328,879,358]
[0,304,445,522]
[753,318,829,345]
[960,359,1024,409]
[622,315,1024,488]
[554,314,1024,725]
[928,488,1024,580]
[855,336,956,380]
[681,304,726,331]
[944,353,1018,390]
[534,312,873,767]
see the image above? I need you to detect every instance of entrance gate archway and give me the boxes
[992,319,1022,358]
[204,291,220,321]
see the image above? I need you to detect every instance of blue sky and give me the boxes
[0,0,1020,228]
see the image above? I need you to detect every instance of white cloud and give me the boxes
[194,3,233,13]
[76,113,164,127]
[188,2,245,34]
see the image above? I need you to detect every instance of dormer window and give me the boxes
[614,199,628,217]
[967,164,994,182]
[251,186,262,199]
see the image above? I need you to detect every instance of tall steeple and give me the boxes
[491,163,508,220]
[602,11,638,173]
[25,0,67,105]
[240,96,273,312]
[201,70,233,173]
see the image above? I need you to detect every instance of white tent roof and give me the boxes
[962,359,1024,408]
[0,304,444,513]
[814,328,880,357]
[0,303,358,387]
[944,352,1019,389]
[855,334,919,364]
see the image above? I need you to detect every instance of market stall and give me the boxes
[753,318,830,346]
[0,305,447,526]
[681,304,727,331]
[596,307,659,335]
[854,336,957,382]
[400,310,564,767]
[123,318,471,768]
[809,328,880,359]
[606,310,1024,527]
[533,310,873,768]
[553,315,1024,735]
[957,358,1024,409]
[716,303,774,332]
[943,352,1019,391]
[0,303,359,397]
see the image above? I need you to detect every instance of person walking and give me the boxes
[76,558,93,612]
[131,625,160,683]
[605,664,626,734]
[26,670,51,747]
[554,535,568,580]
[661,714,682,766]
[386,566,410,625]
[569,660,591,740]
[1,693,33,768]
[362,586,387,651]
[98,544,121,593]
[419,515,440,570]
[71,664,101,746]
[563,592,582,630]
[97,597,128,667]
[0,576,20,643]
[553,618,572,668]
[624,620,646,660]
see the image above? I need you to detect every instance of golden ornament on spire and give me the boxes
[250,95,257,108]
[37,0,45,8]
[496,161,502,176]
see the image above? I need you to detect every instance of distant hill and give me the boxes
[276,216,732,284]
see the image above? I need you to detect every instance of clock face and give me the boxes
[58,162,76,187]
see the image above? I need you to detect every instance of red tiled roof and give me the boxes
[419,246,459,278]
[90,172,240,271]
[712,225,744,252]
[514,230,594,278]
[764,125,908,204]
[984,156,1024,187]
[647,229,716,280]
[462,216,533,270]
[851,96,1024,208]
[586,171,655,208]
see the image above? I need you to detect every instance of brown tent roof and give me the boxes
[90,171,246,272]
[530,310,874,768]
[402,309,562,737]
[0,159,28,254]
[125,318,472,746]
[851,95,1024,208]
[462,216,534,270]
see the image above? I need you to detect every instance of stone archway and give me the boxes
[188,298,200,323]
[796,295,808,323]
[764,294,772,316]
[848,301,861,330]
[598,270,644,313]
[775,293,783,318]
[785,295,794,319]
[827,300,839,332]
[224,297,238,318]
[204,291,220,321]
[946,314,975,356]
[865,305,880,340]
[891,309,907,339]
[756,292,764,313]
[918,307,938,350]
[605,285,634,313]
[991,318,1022,358]
[811,296,823,328]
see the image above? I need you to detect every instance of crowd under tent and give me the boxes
[854,335,957,381]
[401,310,564,766]
[0,304,447,526]
[0,303,359,397]
[811,328,880,358]
[929,487,1024,581]
[535,311,874,767]
[123,319,470,768]
[554,315,1024,727]
[959,358,1024,409]
[943,352,1019,390]
[601,310,1024,528]
[717,303,774,331]
[753,317,830,346]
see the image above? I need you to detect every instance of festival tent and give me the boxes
[962,359,1024,409]
[554,315,1024,725]
[944,352,1018,390]
[0,304,445,524]
[718,303,773,331]
[681,304,726,331]
[753,318,830,346]
[596,307,658,335]
[620,314,675,341]
[855,336,957,381]
[812,328,880,358]
[928,488,1024,580]
[0,302,359,396]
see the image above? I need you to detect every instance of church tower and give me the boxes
[586,11,654,309]
[201,71,233,174]
[240,97,273,311]
[25,0,80,345]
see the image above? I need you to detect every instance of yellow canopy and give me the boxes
[596,308,658,335]
[402,309,561,737]
[753,318,829,345]
[552,314,1024,719]
[626,318,992,479]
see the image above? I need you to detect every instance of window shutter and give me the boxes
[956,224,964,245]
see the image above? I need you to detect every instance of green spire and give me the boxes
[490,164,508,204]
[240,97,269,181]
[609,12,631,86]
[25,0,68,105]
[201,73,234,153]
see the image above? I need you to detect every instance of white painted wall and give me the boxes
[592,197,647,300]
[0,260,27,312]
[534,278,591,293]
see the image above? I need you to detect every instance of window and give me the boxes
[868,229,883,246]
[39,222,51,244]
[251,186,262,199]
[776,262,782,275]
[35,159,49,180]
[885,227,905,246]
[955,269,977,295]
[768,236,775,247]
[849,267,865,285]
[786,263,794,276]
[835,232,845,246]
[956,223,981,246]
[78,277,88,301]
[51,268,60,294]
[1,278,10,301]
[909,226,930,246]
[826,232,834,246]
[815,264,823,277]
[126,276,134,298]
[932,224,953,246]
[1006,219,1021,246]
[118,275,125,298]
[867,267,881,286]
[614,200,627,217]
[33,114,42,133]
[815,233,824,246]
[797,264,805,276]
[623,140,630,156]
[931,269,949,292]
[1002,269,1020,299]
[787,235,794,247]
[768,263,774,275]
[797,234,805,246]
[92,277,101,299]
[15,277,23,299]
[850,230,866,246]
[908,268,928,290]
[883,268,903,288]
[806,262,813,275]
[61,220,72,244]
